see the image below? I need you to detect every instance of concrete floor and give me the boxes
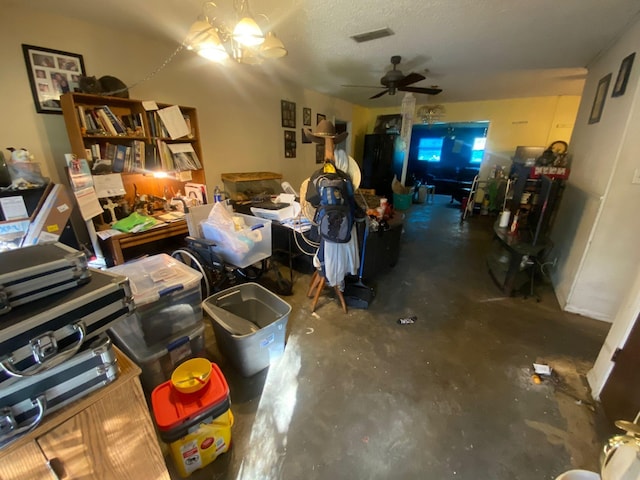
[165,195,614,480]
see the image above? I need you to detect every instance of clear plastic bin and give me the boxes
[203,282,291,377]
[108,253,203,346]
[201,213,272,268]
[109,317,206,392]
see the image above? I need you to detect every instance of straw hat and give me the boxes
[304,120,348,145]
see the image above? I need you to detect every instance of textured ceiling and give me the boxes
[8,0,640,108]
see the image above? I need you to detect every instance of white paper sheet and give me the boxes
[0,196,29,220]
[157,105,190,139]
[74,187,104,221]
[93,174,126,198]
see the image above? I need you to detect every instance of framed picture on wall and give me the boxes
[303,107,312,126]
[588,73,612,124]
[301,128,312,143]
[612,52,635,97]
[22,44,86,114]
[316,113,326,125]
[281,100,296,128]
[284,130,296,158]
[315,143,325,164]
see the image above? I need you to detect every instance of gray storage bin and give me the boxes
[109,316,206,392]
[203,282,291,377]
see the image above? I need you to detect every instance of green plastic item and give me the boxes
[112,212,159,233]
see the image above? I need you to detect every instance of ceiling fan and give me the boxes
[344,55,443,99]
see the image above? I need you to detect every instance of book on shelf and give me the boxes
[100,106,128,135]
[112,144,127,173]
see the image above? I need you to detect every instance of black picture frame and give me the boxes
[303,107,312,126]
[612,52,635,98]
[281,100,296,128]
[316,113,326,126]
[588,73,612,125]
[284,130,296,158]
[22,44,86,114]
[315,143,325,164]
[301,128,312,144]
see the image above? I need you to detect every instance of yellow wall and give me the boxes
[361,96,580,176]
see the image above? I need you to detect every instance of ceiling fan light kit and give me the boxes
[185,0,287,65]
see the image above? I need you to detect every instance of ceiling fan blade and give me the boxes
[396,72,426,87]
[399,86,443,95]
[370,89,391,99]
[342,84,387,89]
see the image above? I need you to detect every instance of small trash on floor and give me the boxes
[531,374,542,384]
[533,363,553,376]
[397,315,417,325]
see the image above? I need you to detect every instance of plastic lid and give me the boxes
[108,253,202,306]
[151,362,229,432]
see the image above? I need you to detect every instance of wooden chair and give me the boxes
[307,270,347,313]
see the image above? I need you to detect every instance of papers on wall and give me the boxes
[93,174,126,198]
[0,196,28,220]
[157,105,190,139]
[74,187,104,221]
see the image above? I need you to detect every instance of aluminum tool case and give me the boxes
[0,334,118,450]
[0,242,91,315]
[0,268,132,384]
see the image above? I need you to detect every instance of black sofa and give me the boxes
[424,166,479,203]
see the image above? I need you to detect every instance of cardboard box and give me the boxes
[23,184,73,245]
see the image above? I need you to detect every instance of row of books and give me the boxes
[86,140,201,173]
[154,140,202,171]
[77,105,145,137]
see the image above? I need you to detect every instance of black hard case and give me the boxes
[0,268,133,384]
[0,242,91,315]
[0,334,118,450]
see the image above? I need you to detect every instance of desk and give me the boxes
[0,348,169,479]
[102,220,188,265]
[487,222,548,296]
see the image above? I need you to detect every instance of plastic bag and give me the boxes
[200,203,260,254]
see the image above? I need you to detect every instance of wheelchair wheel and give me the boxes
[171,248,211,299]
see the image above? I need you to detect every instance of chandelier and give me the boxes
[417,104,446,125]
[185,0,287,65]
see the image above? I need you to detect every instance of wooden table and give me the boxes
[102,220,189,265]
[0,348,170,479]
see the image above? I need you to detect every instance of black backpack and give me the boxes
[311,169,355,243]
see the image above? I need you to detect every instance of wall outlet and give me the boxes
[633,168,640,185]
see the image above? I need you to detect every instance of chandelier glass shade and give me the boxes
[417,104,446,125]
[185,1,287,65]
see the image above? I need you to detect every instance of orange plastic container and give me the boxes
[151,363,232,477]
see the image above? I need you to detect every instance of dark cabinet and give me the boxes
[360,134,402,200]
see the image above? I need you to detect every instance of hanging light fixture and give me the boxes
[185,0,287,65]
[417,104,446,125]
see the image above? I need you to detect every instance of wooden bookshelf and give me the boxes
[60,92,206,209]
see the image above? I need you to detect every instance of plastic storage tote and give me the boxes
[201,213,272,269]
[203,282,291,377]
[151,363,232,477]
[108,253,203,346]
[109,318,206,393]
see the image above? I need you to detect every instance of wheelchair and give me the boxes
[170,204,270,299]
